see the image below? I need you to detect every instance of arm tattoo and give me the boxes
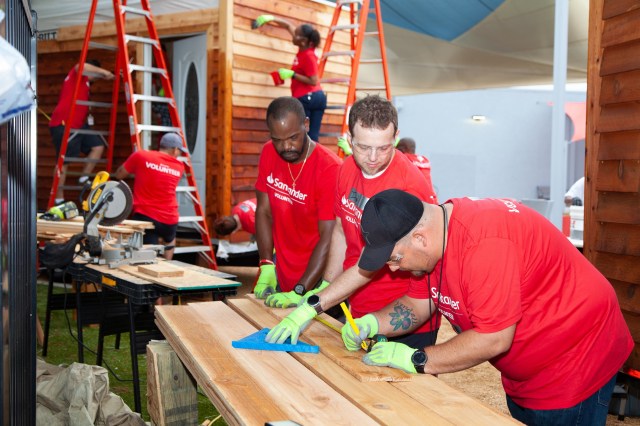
[388,302,419,332]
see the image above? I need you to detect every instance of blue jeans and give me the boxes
[506,373,616,426]
[297,90,327,142]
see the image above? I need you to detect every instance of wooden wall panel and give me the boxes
[588,0,640,370]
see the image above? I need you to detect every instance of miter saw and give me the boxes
[80,171,164,268]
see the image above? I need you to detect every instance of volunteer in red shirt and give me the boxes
[114,133,187,259]
[49,60,114,204]
[273,95,437,349]
[253,15,327,142]
[254,96,340,304]
[349,189,632,425]
[396,137,438,204]
[213,198,257,237]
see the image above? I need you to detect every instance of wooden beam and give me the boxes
[147,340,198,426]
[218,0,234,219]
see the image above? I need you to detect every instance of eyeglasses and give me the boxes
[386,253,404,266]
[352,141,394,156]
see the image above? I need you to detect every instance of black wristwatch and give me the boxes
[306,294,323,314]
[293,283,306,296]
[411,349,428,374]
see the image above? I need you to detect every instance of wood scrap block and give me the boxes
[147,340,198,426]
[138,263,184,278]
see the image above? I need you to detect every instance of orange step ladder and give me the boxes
[47,0,217,270]
[318,0,392,156]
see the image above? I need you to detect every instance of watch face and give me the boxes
[307,294,320,306]
[412,350,427,365]
[294,284,305,296]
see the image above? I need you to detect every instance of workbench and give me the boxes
[154,295,520,425]
[66,259,240,413]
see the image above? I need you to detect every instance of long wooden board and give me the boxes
[242,294,411,382]
[117,264,240,291]
[155,302,375,425]
[228,297,520,426]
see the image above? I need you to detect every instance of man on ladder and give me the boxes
[49,60,114,204]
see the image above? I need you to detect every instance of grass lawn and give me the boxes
[36,280,226,424]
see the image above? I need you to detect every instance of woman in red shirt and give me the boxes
[254,15,327,142]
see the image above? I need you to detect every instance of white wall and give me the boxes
[395,88,586,203]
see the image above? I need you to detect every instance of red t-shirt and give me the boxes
[122,150,184,224]
[50,67,90,129]
[255,142,340,291]
[401,152,438,204]
[291,48,322,98]
[232,198,257,235]
[408,197,633,409]
[335,152,440,333]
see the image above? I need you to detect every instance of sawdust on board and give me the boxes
[220,266,639,425]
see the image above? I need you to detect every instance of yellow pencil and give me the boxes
[340,302,368,351]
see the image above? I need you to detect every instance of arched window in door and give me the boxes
[184,63,199,153]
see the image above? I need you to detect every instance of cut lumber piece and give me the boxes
[118,264,239,290]
[242,294,411,382]
[155,302,374,425]
[228,297,520,426]
[227,297,455,425]
[138,263,185,278]
[147,340,198,426]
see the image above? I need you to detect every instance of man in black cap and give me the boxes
[269,188,633,425]
[114,133,187,259]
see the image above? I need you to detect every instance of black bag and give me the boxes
[40,233,86,270]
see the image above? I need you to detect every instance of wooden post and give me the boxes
[147,340,198,426]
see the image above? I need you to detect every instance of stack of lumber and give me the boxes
[154,296,520,425]
[37,216,154,242]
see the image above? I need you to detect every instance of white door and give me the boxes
[173,34,207,218]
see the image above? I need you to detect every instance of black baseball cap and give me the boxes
[358,189,424,271]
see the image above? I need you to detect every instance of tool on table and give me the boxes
[80,172,164,267]
[340,302,369,351]
[365,334,388,353]
[314,316,342,333]
[41,201,79,221]
[232,328,319,354]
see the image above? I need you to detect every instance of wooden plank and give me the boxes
[227,297,519,425]
[600,69,640,105]
[601,38,640,76]
[227,297,457,425]
[593,251,640,283]
[594,222,640,256]
[241,294,412,382]
[155,302,375,425]
[612,280,640,316]
[594,191,640,224]
[597,130,640,160]
[118,264,239,291]
[594,159,640,192]
[602,8,640,48]
[597,102,640,133]
[138,263,185,278]
[147,341,198,426]
[603,0,640,19]
[219,0,234,222]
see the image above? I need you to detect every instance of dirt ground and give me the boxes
[219,265,637,425]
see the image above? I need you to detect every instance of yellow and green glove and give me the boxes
[252,14,274,29]
[362,341,417,374]
[341,314,378,351]
[265,302,316,344]
[278,68,295,80]
[336,137,352,156]
[254,263,277,299]
[265,291,301,308]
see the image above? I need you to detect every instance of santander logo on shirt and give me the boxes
[266,174,308,203]
[431,286,461,322]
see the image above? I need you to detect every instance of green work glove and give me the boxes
[341,314,378,352]
[394,136,400,147]
[300,279,330,304]
[254,264,277,299]
[362,341,417,374]
[252,14,275,29]
[278,68,295,80]
[265,302,317,344]
[337,137,352,156]
[265,290,302,308]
